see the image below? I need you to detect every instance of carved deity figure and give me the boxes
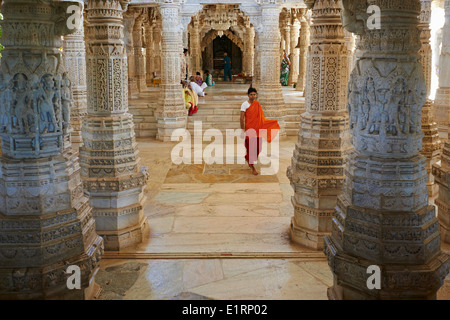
[365,77,381,134]
[387,78,406,136]
[12,73,32,134]
[61,72,72,131]
[38,74,58,134]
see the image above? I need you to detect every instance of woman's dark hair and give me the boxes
[248,87,257,95]
[196,72,201,75]
[204,70,209,74]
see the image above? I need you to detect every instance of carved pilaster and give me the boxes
[243,18,255,76]
[419,0,441,199]
[288,13,300,86]
[133,8,148,93]
[189,16,202,76]
[152,19,162,77]
[296,11,310,93]
[287,0,351,250]
[156,2,187,142]
[325,0,450,300]
[123,8,139,99]
[82,0,149,251]
[63,4,88,151]
[145,24,154,86]
[0,0,103,299]
[434,0,450,139]
[257,4,286,136]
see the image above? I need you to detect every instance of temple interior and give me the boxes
[0,0,450,300]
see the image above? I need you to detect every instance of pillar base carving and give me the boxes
[96,210,148,251]
[325,196,450,300]
[0,153,104,299]
[156,116,187,142]
[80,114,148,251]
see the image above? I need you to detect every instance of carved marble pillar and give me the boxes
[156,2,186,142]
[253,32,261,90]
[419,0,442,199]
[243,19,255,76]
[325,0,450,299]
[344,29,355,78]
[63,5,88,151]
[434,0,450,139]
[287,0,351,250]
[288,14,300,85]
[433,3,450,248]
[123,10,138,98]
[152,20,162,77]
[82,0,149,251]
[0,0,103,299]
[296,11,310,93]
[257,3,286,136]
[133,9,147,93]
[189,17,202,76]
[145,24,154,86]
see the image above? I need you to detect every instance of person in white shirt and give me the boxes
[189,76,207,97]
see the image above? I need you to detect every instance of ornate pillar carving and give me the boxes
[189,16,202,76]
[419,0,441,199]
[434,0,450,139]
[0,0,103,299]
[152,19,162,78]
[145,23,154,86]
[243,18,255,76]
[296,10,310,93]
[63,3,88,151]
[325,0,450,299]
[82,0,149,251]
[123,9,139,98]
[288,12,300,85]
[433,2,450,248]
[133,9,148,93]
[257,2,286,136]
[286,0,351,250]
[156,1,186,142]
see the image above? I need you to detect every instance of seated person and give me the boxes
[182,80,198,116]
[195,72,203,86]
[189,75,207,97]
[204,70,215,86]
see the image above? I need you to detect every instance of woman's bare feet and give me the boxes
[249,164,259,175]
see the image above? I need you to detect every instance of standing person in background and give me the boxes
[280,51,291,86]
[223,52,232,82]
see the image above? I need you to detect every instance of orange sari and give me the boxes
[244,100,280,142]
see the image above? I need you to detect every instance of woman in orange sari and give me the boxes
[240,87,280,175]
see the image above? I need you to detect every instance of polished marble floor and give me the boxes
[95,84,450,300]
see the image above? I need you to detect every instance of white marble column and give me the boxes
[152,20,162,78]
[81,0,149,251]
[419,0,442,199]
[325,0,449,299]
[156,1,186,142]
[434,0,450,139]
[123,9,139,99]
[0,0,103,299]
[133,9,148,93]
[287,0,351,250]
[63,4,88,151]
[257,2,286,136]
[243,18,255,76]
[189,16,202,76]
[145,24,154,86]
[433,2,450,248]
[288,13,300,85]
[296,11,310,93]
